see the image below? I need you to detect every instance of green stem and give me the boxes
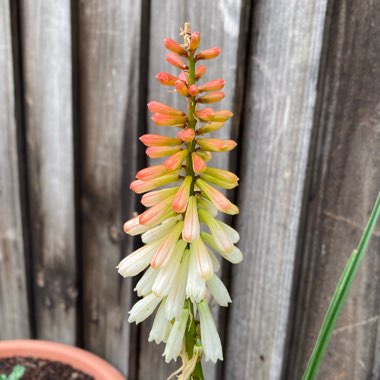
[183,52,204,379]
[302,192,380,380]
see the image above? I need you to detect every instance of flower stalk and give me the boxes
[118,22,241,379]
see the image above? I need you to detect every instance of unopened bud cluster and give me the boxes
[118,24,242,370]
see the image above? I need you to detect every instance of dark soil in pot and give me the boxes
[0,357,94,380]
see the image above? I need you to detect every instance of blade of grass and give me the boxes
[302,192,380,380]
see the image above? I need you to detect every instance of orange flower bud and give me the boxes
[212,110,233,122]
[166,52,187,70]
[146,146,182,158]
[196,122,225,134]
[130,174,179,194]
[141,187,179,207]
[175,80,189,97]
[172,176,192,213]
[195,107,215,121]
[139,134,181,146]
[198,79,224,92]
[178,128,195,142]
[198,91,225,104]
[139,196,176,226]
[156,72,178,86]
[196,47,221,60]
[151,113,187,127]
[136,165,172,181]
[192,152,206,173]
[164,38,187,56]
[189,32,200,51]
[197,138,237,152]
[163,149,189,170]
[178,71,189,83]
[195,65,206,80]
[147,101,184,116]
[188,85,199,96]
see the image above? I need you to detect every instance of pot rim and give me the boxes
[0,339,125,380]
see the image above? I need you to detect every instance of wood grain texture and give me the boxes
[78,0,142,376]
[139,1,243,379]
[286,0,380,378]
[224,0,328,378]
[20,0,76,344]
[0,0,30,339]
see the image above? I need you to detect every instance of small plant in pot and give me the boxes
[0,340,125,380]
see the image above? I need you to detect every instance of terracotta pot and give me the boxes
[0,340,125,380]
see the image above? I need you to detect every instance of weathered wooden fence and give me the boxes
[1,0,379,379]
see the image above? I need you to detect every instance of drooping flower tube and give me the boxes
[117,22,242,378]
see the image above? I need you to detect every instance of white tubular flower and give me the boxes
[182,196,200,242]
[117,239,163,277]
[163,307,189,362]
[190,237,213,279]
[152,239,187,297]
[219,220,240,243]
[141,217,179,244]
[149,299,172,344]
[207,274,232,307]
[198,300,223,363]
[134,267,158,297]
[186,248,206,302]
[165,251,189,320]
[128,293,162,324]
[198,209,233,253]
[201,232,243,264]
[208,250,221,272]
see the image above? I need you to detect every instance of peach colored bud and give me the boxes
[151,222,184,269]
[136,165,171,181]
[196,122,225,134]
[130,174,179,194]
[139,196,176,226]
[151,113,187,127]
[196,178,239,215]
[182,196,200,242]
[139,134,181,146]
[198,79,224,92]
[172,176,192,213]
[146,146,182,158]
[147,101,184,116]
[198,91,225,104]
[204,167,239,183]
[197,138,237,152]
[189,32,201,51]
[175,80,189,97]
[191,237,213,279]
[195,47,221,60]
[188,85,199,96]
[199,173,238,189]
[156,72,178,86]
[195,65,206,80]
[212,110,233,122]
[163,149,189,170]
[178,128,195,142]
[123,215,150,236]
[167,52,187,70]
[192,152,206,173]
[178,71,189,83]
[195,107,215,121]
[196,151,212,162]
[164,38,187,56]
[141,187,179,207]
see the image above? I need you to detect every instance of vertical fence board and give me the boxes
[286,0,380,378]
[20,0,76,344]
[78,0,142,375]
[139,1,243,379]
[0,0,30,339]
[225,0,328,378]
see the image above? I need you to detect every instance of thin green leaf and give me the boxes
[7,365,25,380]
[302,192,380,380]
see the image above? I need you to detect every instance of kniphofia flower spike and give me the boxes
[118,23,241,378]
